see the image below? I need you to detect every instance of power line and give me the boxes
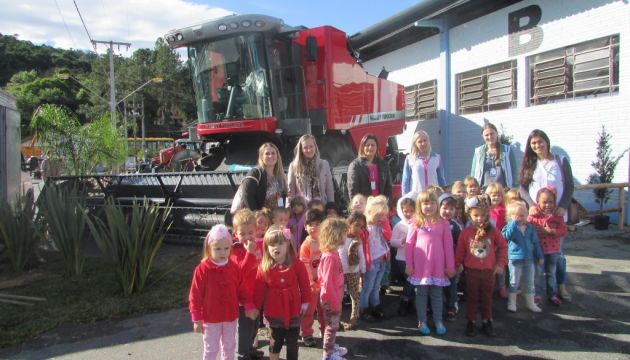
[73,0,94,49]
[54,0,77,49]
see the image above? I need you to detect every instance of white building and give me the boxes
[353,0,629,225]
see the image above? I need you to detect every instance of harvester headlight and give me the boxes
[241,20,252,28]
[166,35,175,43]
[176,33,184,41]
[218,23,228,31]
[254,20,265,28]
[230,22,239,29]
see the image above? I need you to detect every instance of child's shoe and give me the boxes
[435,322,447,336]
[342,317,358,330]
[372,304,385,319]
[333,344,348,356]
[534,295,543,305]
[323,353,346,360]
[525,294,542,312]
[499,286,509,299]
[558,284,572,302]
[397,299,410,316]
[445,307,457,322]
[507,292,517,312]
[418,322,431,335]
[302,335,317,347]
[360,308,376,322]
[481,319,496,337]
[549,295,562,306]
[465,320,476,337]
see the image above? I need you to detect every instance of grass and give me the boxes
[0,246,199,349]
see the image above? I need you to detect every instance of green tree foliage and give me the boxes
[587,125,629,210]
[30,104,125,174]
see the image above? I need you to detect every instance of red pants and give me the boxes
[300,286,323,337]
[465,268,495,321]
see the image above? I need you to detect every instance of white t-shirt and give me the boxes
[528,157,564,206]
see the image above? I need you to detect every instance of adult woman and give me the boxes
[401,130,446,196]
[287,134,334,205]
[470,123,518,189]
[519,129,574,301]
[347,134,392,199]
[240,142,287,211]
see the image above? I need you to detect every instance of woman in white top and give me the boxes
[287,134,335,205]
[401,130,446,196]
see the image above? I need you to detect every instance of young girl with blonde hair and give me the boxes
[253,225,311,360]
[318,217,350,360]
[405,191,455,335]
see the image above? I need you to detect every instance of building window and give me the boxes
[405,80,437,121]
[456,61,517,115]
[530,34,619,105]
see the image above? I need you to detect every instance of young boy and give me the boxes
[438,194,462,321]
[231,209,264,360]
[299,209,326,347]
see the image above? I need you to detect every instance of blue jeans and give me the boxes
[556,237,567,285]
[396,260,415,301]
[415,285,443,324]
[508,260,536,294]
[360,257,385,309]
[536,253,560,298]
[445,275,459,309]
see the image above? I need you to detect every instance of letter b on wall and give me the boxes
[508,5,543,57]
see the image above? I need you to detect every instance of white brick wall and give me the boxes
[365,0,630,223]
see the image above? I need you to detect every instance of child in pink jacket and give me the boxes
[405,191,455,336]
[318,218,349,360]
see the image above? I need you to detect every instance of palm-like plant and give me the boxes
[86,199,172,295]
[0,195,41,271]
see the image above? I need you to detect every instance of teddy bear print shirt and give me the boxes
[456,226,507,271]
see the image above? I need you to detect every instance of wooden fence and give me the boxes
[574,182,629,230]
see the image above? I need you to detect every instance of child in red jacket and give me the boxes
[318,217,350,360]
[456,195,507,338]
[254,225,311,360]
[189,224,258,360]
[528,186,568,306]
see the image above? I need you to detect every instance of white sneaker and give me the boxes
[323,353,346,360]
[334,344,348,356]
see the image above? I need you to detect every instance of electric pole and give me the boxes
[91,40,131,129]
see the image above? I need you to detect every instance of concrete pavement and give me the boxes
[1,226,629,360]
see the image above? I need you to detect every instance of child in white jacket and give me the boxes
[390,195,416,316]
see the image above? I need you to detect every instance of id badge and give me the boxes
[371,181,376,190]
[277,197,284,207]
[489,167,497,177]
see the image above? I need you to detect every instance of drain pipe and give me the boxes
[415,17,452,182]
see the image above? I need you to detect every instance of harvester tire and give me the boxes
[319,134,356,168]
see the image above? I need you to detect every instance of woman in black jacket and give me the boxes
[347,133,392,199]
[240,142,287,211]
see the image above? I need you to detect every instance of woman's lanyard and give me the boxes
[419,156,430,187]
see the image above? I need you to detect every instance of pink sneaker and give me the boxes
[499,286,508,299]
[549,295,562,306]
[534,295,542,305]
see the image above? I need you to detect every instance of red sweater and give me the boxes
[189,259,254,324]
[489,204,507,232]
[254,259,312,328]
[456,226,507,271]
[528,208,568,254]
[229,242,259,295]
[318,250,344,312]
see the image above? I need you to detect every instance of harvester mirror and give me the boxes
[306,36,318,61]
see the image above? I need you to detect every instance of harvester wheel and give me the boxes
[318,134,356,168]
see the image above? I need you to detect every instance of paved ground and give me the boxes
[1,226,629,360]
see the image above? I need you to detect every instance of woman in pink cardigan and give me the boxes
[405,191,455,336]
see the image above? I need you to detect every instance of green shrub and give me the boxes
[0,195,41,271]
[38,183,88,276]
[86,199,172,295]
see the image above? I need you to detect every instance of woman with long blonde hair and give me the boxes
[287,134,335,205]
[401,130,446,196]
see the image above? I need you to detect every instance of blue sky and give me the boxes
[0,0,418,54]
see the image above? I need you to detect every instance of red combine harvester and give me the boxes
[50,14,407,243]
[163,14,405,170]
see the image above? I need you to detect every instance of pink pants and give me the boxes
[203,320,237,360]
[300,286,323,337]
[322,307,341,356]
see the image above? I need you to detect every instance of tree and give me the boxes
[587,125,629,210]
[30,104,125,175]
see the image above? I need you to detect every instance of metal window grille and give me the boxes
[530,34,619,105]
[405,79,437,121]
[457,61,517,115]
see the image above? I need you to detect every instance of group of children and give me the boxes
[188,176,571,359]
